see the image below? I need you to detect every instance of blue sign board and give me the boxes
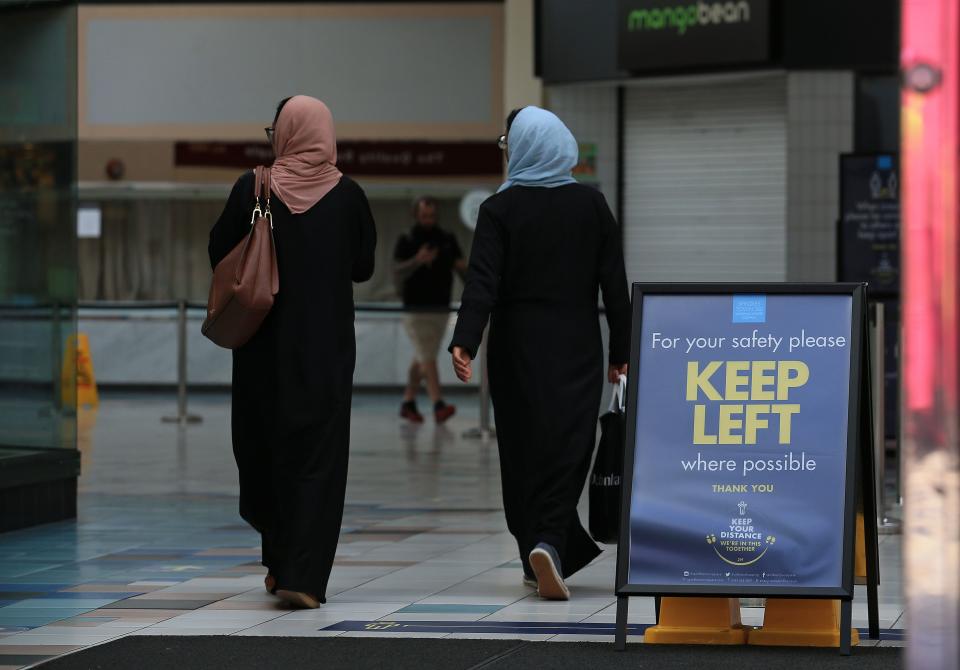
[622,290,858,594]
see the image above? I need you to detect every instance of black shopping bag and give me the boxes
[589,375,626,545]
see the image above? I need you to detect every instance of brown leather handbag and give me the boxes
[202,166,279,349]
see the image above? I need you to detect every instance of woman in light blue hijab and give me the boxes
[498,106,579,192]
[450,106,632,601]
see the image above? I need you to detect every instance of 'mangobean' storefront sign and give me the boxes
[617,284,865,598]
[618,0,770,71]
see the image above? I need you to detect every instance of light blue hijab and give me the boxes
[498,106,579,193]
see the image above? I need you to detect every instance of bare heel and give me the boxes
[276,589,320,609]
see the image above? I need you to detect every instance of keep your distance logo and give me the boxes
[705,501,777,567]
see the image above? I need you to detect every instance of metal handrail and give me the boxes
[7,299,611,438]
[66,300,493,438]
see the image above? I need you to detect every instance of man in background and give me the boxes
[394,196,467,423]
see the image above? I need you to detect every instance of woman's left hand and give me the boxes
[452,346,473,383]
[608,363,628,384]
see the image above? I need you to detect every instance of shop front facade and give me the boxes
[538,0,900,284]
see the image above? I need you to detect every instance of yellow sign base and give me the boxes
[748,599,859,647]
[855,511,867,582]
[644,597,749,645]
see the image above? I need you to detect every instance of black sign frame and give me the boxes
[612,283,879,655]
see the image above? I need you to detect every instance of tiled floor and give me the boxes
[0,392,904,668]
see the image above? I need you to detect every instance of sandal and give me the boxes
[265,574,277,595]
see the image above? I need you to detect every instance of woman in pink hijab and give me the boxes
[209,96,377,609]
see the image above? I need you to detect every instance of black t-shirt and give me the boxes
[394,225,463,307]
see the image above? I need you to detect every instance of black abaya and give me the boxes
[208,172,376,600]
[451,183,630,578]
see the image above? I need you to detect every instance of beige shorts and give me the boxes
[403,312,451,363]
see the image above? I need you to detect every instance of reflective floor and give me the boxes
[0,392,904,668]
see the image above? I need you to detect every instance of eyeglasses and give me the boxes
[497,134,508,151]
[265,127,275,142]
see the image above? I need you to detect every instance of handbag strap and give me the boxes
[607,374,627,414]
[261,168,272,224]
[250,166,273,228]
[261,167,272,228]
[253,166,263,203]
[250,166,264,226]
[236,166,271,282]
[261,167,271,208]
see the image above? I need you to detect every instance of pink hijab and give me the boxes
[270,96,343,214]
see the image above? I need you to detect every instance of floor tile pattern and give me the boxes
[0,393,905,668]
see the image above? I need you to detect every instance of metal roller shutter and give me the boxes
[623,74,787,284]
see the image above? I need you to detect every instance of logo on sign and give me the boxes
[364,622,404,631]
[869,169,898,200]
[705,502,776,566]
[732,295,766,323]
[627,1,752,35]
[591,472,622,487]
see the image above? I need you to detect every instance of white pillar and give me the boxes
[503,0,543,116]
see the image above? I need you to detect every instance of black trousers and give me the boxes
[233,352,352,601]
[488,313,603,579]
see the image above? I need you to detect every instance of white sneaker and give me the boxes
[529,543,570,601]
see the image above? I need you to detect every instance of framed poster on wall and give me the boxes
[837,154,899,296]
